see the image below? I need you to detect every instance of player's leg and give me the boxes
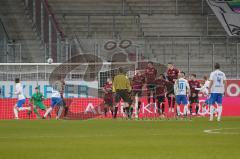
[14,99,30,119]
[182,96,188,118]
[13,105,19,119]
[103,97,109,117]
[209,94,217,121]
[161,96,165,116]
[195,96,200,115]
[156,96,161,115]
[189,97,193,116]
[62,99,69,118]
[167,93,172,112]
[216,94,223,122]
[147,85,151,104]
[56,101,64,120]
[175,95,181,117]
[122,91,132,119]
[113,92,120,118]
[33,105,41,118]
[43,98,56,118]
[171,96,175,112]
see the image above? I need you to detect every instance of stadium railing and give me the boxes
[0,18,10,63]
[24,0,65,62]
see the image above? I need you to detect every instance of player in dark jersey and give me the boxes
[131,70,145,118]
[188,74,201,116]
[59,79,69,119]
[103,78,114,117]
[166,62,179,113]
[145,61,157,105]
[155,74,168,117]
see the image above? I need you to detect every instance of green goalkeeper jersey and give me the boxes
[31,93,44,104]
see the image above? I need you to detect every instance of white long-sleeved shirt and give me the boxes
[195,80,210,96]
[15,83,25,100]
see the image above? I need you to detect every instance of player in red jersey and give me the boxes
[102,78,114,117]
[131,69,145,118]
[145,61,157,105]
[166,62,179,113]
[155,74,168,117]
[188,74,201,116]
[60,79,68,118]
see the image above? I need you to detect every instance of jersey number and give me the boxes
[179,83,184,90]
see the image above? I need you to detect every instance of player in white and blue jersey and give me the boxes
[13,78,31,119]
[174,72,190,118]
[43,81,64,120]
[208,63,227,122]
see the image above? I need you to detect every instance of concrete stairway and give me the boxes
[0,0,45,62]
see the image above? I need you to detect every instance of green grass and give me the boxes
[0,117,240,159]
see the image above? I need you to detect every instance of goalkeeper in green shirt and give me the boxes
[30,86,47,118]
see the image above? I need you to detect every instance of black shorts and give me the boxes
[132,90,142,97]
[147,84,156,92]
[189,96,199,104]
[157,96,165,103]
[115,90,131,104]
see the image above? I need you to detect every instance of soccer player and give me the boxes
[166,62,179,113]
[59,79,69,119]
[102,78,114,117]
[188,74,201,116]
[131,69,145,118]
[208,63,227,122]
[30,86,47,119]
[195,76,210,115]
[13,78,31,120]
[112,67,132,119]
[145,61,157,105]
[42,82,64,120]
[174,72,190,118]
[155,74,168,117]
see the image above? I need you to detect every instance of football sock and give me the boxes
[217,105,222,121]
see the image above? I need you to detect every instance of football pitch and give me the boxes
[0,117,240,159]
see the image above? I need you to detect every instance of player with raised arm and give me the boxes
[102,78,114,117]
[13,78,31,120]
[30,86,47,119]
[145,61,157,106]
[42,81,64,120]
[195,76,210,115]
[155,74,168,118]
[174,72,190,119]
[208,63,227,122]
[131,69,145,119]
[188,74,201,116]
[166,62,179,113]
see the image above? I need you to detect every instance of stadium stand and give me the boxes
[0,0,45,62]
[0,0,239,78]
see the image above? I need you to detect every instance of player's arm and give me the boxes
[186,81,190,96]
[102,85,108,94]
[112,77,116,93]
[223,74,227,95]
[173,80,178,95]
[208,72,214,94]
[126,77,132,92]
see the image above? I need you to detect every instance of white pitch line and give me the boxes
[204,128,240,135]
